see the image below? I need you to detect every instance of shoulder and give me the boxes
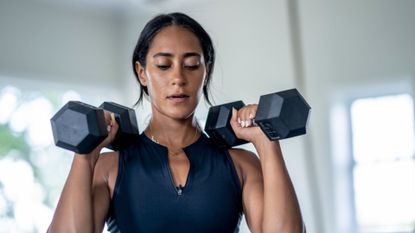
[228,148,261,169]
[228,147,257,158]
[96,151,119,172]
[93,151,119,189]
[228,148,262,187]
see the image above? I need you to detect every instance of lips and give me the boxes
[167,93,189,99]
[166,93,190,103]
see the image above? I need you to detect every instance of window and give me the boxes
[0,78,122,233]
[0,85,79,232]
[350,94,415,233]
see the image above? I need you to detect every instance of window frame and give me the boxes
[330,78,415,233]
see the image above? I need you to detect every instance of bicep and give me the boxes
[243,173,263,233]
[92,179,110,233]
[230,149,264,233]
[92,152,117,233]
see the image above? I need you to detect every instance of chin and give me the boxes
[165,106,196,120]
[170,110,195,120]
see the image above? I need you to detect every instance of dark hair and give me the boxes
[132,12,215,106]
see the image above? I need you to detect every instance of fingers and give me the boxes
[108,113,118,136]
[230,107,240,129]
[103,111,118,132]
[235,104,257,128]
[101,112,118,146]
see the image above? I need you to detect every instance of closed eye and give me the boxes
[185,65,199,70]
[156,65,170,70]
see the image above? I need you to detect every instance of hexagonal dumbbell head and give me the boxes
[255,89,311,140]
[51,101,108,154]
[99,102,139,151]
[205,101,248,148]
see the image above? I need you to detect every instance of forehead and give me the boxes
[148,25,203,55]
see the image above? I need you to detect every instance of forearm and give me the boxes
[253,139,304,233]
[48,154,96,233]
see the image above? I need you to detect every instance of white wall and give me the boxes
[298,0,415,232]
[0,0,121,89]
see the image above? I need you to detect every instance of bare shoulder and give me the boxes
[95,151,119,175]
[228,148,260,166]
[93,151,119,197]
[228,148,262,186]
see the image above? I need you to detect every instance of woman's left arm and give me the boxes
[230,106,305,233]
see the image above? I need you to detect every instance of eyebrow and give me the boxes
[153,52,201,58]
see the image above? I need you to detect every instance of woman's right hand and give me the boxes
[48,111,118,233]
[75,111,119,169]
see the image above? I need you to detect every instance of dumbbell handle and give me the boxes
[99,102,139,151]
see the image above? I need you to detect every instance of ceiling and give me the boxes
[33,0,204,15]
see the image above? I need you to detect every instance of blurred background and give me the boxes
[0,0,414,232]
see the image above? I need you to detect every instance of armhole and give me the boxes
[111,150,125,202]
[224,148,243,195]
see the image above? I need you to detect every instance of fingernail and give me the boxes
[237,117,241,124]
[246,120,251,127]
[241,121,245,127]
[107,125,111,132]
[249,113,253,119]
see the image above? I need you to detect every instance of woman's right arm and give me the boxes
[47,113,118,233]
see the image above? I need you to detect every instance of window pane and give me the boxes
[351,94,415,232]
[351,94,414,163]
[353,159,415,232]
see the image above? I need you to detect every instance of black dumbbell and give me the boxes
[50,101,139,154]
[204,100,248,147]
[204,88,311,148]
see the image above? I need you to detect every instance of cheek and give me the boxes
[146,73,169,96]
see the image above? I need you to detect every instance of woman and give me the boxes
[48,12,305,233]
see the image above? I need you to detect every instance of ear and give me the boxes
[135,61,148,86]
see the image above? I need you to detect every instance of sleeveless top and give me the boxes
[106,132,243,233]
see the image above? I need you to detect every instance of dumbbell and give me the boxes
[50,101,139,154]
[204,88,311,148]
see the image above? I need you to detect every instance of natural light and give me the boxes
[351,94,415,232]
[0,85,82,233]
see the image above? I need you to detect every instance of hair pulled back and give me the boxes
[132,12,215,106]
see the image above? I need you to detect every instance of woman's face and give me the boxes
[136,25,207,121]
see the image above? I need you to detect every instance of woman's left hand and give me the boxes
[230,104,269,144]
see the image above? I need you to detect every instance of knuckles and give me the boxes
[233,104,258,129]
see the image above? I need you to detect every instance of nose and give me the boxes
[171,66,187,87]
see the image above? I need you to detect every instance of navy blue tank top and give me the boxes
[106,132,243,233]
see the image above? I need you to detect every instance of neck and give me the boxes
[145,113,200,148]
